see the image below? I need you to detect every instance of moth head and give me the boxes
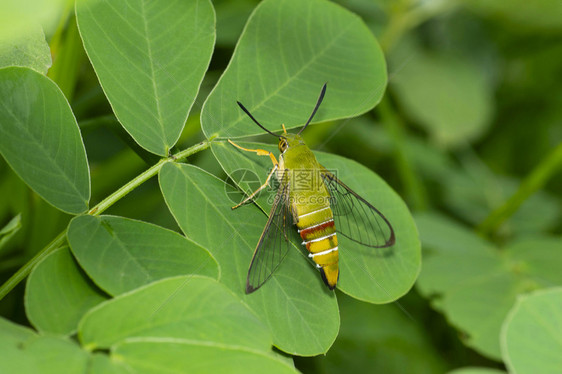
[278,137,288,153]
[278,133,306,153]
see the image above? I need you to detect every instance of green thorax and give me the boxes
[280,133,319,170]
[279,134,331,216]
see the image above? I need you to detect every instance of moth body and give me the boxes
[231,83,394,294]
[278,134,339,289]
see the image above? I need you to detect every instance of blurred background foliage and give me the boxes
[1,0,561,373]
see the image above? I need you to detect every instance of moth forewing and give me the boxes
[245,178,292,293]
[319,168,395,248]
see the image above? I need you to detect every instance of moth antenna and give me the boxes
[297,83,327,135]
[237,101,279,138]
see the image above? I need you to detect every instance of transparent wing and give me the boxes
[320,168,395,248]
[246,178,292,294]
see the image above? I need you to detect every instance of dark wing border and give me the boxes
[320,168,395,248]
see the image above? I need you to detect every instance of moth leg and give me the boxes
[232,164,278,210]
[228,139,279,167]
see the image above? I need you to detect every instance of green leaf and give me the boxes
[415,212,562,359]
[0,214,21,253]
[0,23,51,74]
[441,165,560,236]
[0,67,90,214]
[201,0,387,139]
[0,319,89,374]
[159,163,339,356]
[25,246,107,335]
[504,237,562,288]
[67,215,219,296]
[76,0,215,156]
[47,17,85,101]
[316,292,448,374]
[390,130,560,235]
[390,44,493,148]
[447,368,507,374]
[112,340,298,374]
[89,354,131,374]
[79,276,271,352]
[211,141,420,303]
[214,0,256,47]
[0,315,36,343]
[467,0,562,31]
[501,287,562,374]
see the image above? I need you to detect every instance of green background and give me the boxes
[1,0,561,372]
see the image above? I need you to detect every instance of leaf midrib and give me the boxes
[140,0,167,148]
[218,15,355,136]
[0,86,87,206]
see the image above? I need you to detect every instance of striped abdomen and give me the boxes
[296,206,339,289]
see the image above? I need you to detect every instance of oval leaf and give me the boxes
[67,215,219,296]
[89,354,132,374]
[0,67,90,213]
[0,320,89,374]
[201,0,387,139]
[501,287,562,374]
[416,212,562,359]
[0,315,36,342]
[113,339,297,374]
[318,293,448,373]
[467,0,562,31]
[448,368,507,374]
[0,23,51,73]
[159,163,339,356]
[76,0,216,156]
[79,276,271,353]
[0,214,21,253]
[390,46,493,148]
[211,141,420,303]
[25,246,107,335]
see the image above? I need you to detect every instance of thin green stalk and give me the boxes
[380,1,460,52]
[0,231,66,300]
[47,15,84,101]
[477,142,562,236]
[378,99,427,210]
[0,140,212,300]
[89,140,211,215]
[46,0,74,54]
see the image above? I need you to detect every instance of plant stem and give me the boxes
[378,98,427,211]
[47,14,84,101]
[0,140,211,300]
[477,142,562,236]
[89,140,210,216]
[0,232,66,300]
[380,1,459,52]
